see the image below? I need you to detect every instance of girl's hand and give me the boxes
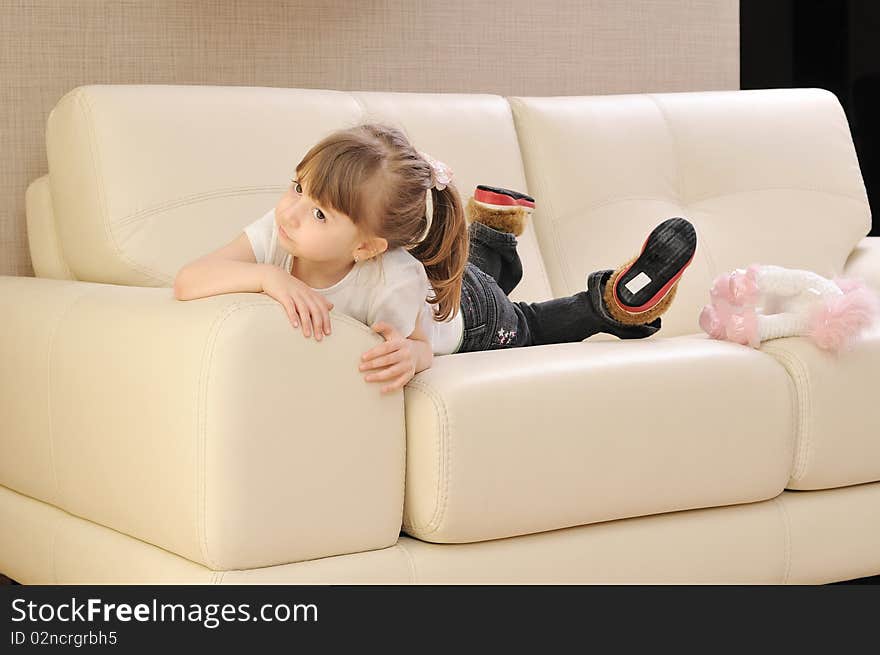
[261,266,334,340]
[359,322,417,393]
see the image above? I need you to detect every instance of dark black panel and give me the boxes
[740,0,794,90]
[792,1,849,103]
[741,0,878,236]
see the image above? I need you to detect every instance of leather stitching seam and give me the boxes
[402,380,450,537]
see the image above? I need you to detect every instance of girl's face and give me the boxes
[274,179,363,264]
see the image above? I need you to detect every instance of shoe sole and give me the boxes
[474,185,536,210]
[612,217,697,312]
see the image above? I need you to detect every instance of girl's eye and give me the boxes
[312,207,326,222]
[291,180,303,194]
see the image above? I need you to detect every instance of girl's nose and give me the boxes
[284,202,302,227]
[291,204,307,227]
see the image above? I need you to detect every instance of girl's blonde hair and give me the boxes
[295,123,468,322]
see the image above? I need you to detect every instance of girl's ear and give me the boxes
[354,236,388,262]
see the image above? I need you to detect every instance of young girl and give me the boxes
[174,123,697,393]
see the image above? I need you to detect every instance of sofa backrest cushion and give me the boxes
[510,88,871,336]
[44,85,553,303]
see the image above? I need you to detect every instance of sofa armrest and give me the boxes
[843,236,880,292]
[0,276,404,570]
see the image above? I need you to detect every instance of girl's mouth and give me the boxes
[279,225,292,240]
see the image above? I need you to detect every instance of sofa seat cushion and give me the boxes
[761,323,880,491]
[402,335,794,544]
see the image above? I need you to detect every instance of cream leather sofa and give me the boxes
[2,85,879,584]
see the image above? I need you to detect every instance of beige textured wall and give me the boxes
[0,0,739,277]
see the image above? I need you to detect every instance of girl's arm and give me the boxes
[405,314,434,374]
[408,339,433,375]
[174,232,276,300]
[175,232,334,340]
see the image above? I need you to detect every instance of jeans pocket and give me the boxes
[459,266,491,353]
[487,288,520,348]
[463,322,487,339]
[457,322,486,353]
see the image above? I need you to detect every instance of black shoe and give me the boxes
[612,217,697,313]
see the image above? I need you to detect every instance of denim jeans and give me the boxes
[456,221,661,353]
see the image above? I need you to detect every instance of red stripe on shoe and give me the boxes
[474,188,536,209]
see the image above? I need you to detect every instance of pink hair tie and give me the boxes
[418,151,454,190]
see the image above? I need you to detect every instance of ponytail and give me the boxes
[408,182,469,322]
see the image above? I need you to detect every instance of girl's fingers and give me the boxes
[382,373,411,393]
[361,341,397,363]
[291,294,332,340]
[306,300,324,341]
[360,349,402,371]
[293,299,312,337]
[286,299,299,328]
[309,297,327,335]
[321,303,332,335]
[364,362,406,383]
[311,299,328,340]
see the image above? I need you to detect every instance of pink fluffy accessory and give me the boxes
[709,264,761,307]
[700,264,879,353]
[808,277,879,352]
[699,298,759,348]
[418,151,454,190]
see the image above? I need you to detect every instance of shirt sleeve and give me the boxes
[243,209,275,264]
[368,256,430,338]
